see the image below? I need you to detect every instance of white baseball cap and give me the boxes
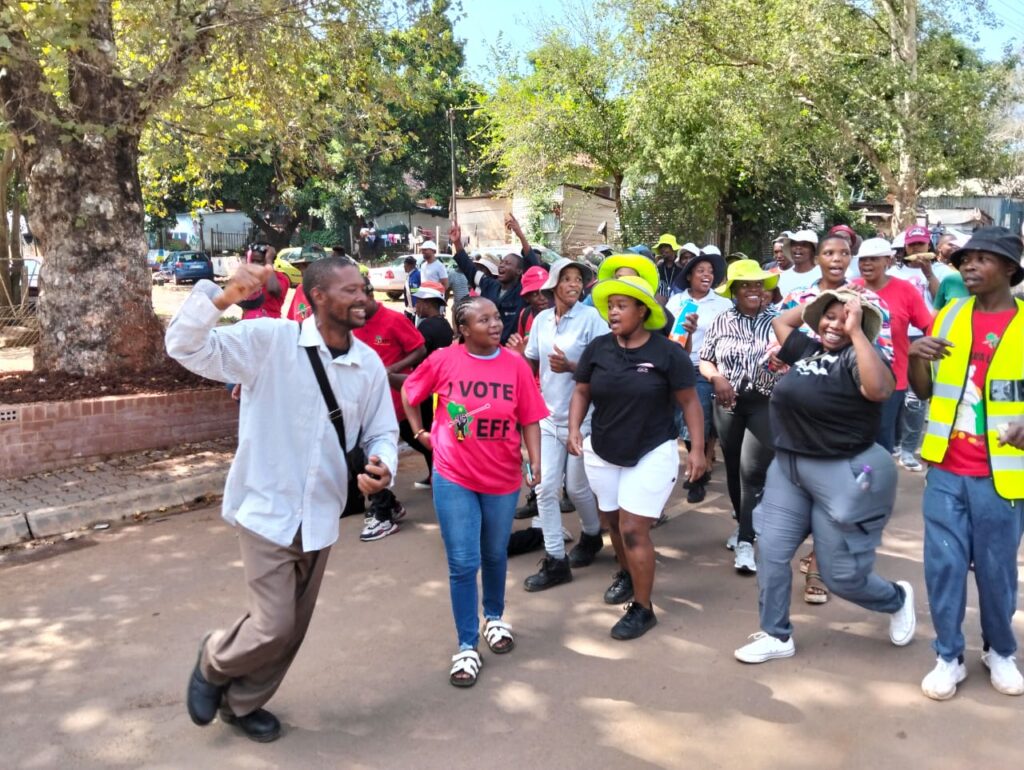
[420,240,438,252]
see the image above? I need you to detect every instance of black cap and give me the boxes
[950,226,1024,286]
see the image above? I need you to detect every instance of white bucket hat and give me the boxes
[856,237,893,260]
[540,258,593,292]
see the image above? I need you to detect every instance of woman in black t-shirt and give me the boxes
[733,289,917,665]
[568,275,706,641]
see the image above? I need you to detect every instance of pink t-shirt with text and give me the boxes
[403,345,549,495]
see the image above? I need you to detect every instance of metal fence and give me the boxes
[208,228,251,254]
[0,261,38,355]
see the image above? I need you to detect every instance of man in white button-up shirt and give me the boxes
[167,258,398,742]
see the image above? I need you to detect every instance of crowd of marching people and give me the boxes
[169,217,1024,742]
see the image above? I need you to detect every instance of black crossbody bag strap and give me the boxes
[304,345,349,453]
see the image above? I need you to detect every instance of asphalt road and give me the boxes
[2,453,1022,769]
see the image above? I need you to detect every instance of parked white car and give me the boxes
[368,254,457,300]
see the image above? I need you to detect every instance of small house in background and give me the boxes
[455,185,619,257]
[373,204,450,247]
[851,181,1024,238]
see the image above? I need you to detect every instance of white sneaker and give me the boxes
[921,657,967,700]
[899,452,923,472]
[359,517,399,542]
[981,651,1024,695]
[725,527,739,551]
[889,581,916,646]
[735,631,795,663]
[734,541,756,574]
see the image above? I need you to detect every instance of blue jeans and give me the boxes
[875,389,904,453]
[679,373,715,443]
[432,471,519,650]
[923,468,1024,661]
[898,389,927,454]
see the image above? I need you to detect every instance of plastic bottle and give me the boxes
[855,465,872,491]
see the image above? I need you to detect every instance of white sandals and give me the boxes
[449,649,482,687]
[483,619,515,654]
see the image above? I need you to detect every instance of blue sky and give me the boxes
[452,0,1024,77]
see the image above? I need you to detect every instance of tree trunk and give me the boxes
[612,172,624,246]
[11,192,23,305]
[0,148,12,308]
[888,0,920,231]
[28,134,165,375]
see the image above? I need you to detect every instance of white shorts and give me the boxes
[582,437,679,518]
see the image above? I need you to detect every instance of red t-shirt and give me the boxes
[241,271,290,320]
[854,276,933,389]
[353,305,425,418]
[287,285,312,322]
[403,345,549,495]
[936,308,1017,476]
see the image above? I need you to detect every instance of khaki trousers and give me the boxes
[200,525,331,716]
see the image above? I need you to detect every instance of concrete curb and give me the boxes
[19,468,228,542]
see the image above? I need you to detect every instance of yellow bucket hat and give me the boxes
[597,254,659,294]
[592,276,667,331]
[654,233,680,253]
[715,259,779,298]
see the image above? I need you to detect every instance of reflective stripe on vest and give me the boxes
[921,296,1024,501]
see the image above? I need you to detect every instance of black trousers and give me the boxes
[713,393,774,544]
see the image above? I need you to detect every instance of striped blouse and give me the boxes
[699,307,781,397]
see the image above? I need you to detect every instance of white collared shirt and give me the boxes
[165,281,399,551]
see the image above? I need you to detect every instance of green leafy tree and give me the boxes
[0,0,381,375]
[629,0,1016,229]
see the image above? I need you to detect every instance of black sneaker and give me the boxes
[514,489,538,520]
[686,482,706,504]
[603,570,634,604]
[559,491,576,513]
[568,531,605,568]
[524,554,573,592]
[611,601,657,640]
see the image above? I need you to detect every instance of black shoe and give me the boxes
[524,554,573,592]
[568,531,605,568]
[514,489,538,520]
[507,527,545,556]
[686,482,706,504]
[684,471,711,490]
[603,570,634,604]
[559,492,576,513]
[610,601,657,640]
[220,707,282,743]
[187,633,225,726]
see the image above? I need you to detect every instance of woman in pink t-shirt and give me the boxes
[402,297,547,688]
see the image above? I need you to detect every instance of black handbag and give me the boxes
[304,345,367,517]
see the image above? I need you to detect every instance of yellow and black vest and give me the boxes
[921,296,1024,500]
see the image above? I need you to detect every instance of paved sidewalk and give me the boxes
[0,437,235,545]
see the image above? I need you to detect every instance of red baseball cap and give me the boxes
[521,265,549,296]
[905,225,931,246]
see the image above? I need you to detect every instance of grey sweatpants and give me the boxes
[754,444,904,639]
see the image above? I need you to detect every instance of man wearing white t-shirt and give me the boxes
[775,230,822,297]
[418,239,448,293]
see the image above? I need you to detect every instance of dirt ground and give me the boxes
[2,452,1022,770]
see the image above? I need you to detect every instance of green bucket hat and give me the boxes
[592,275,667,331]
[715,259,779,299]
[597,254,659,294]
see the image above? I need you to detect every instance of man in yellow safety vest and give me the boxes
[908,226,1024,702]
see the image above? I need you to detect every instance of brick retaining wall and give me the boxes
[0,389,237,479]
